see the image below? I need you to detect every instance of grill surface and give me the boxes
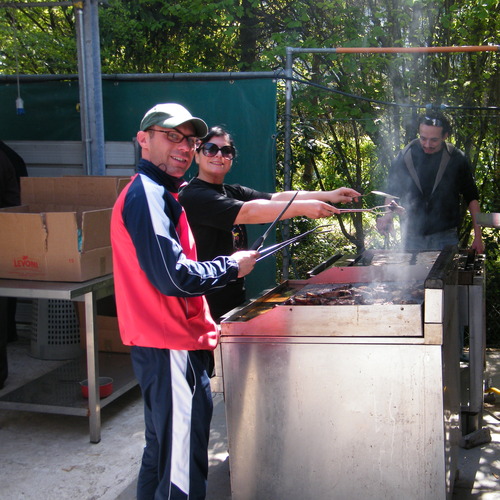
[283,281,425,306]
[221,249,455,339]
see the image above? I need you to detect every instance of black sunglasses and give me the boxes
[197,142,236,160]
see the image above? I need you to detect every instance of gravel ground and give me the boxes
[1,336,498,499]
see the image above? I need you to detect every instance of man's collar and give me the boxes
[137,159,185,192]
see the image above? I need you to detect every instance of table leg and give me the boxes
[84,291,101,443]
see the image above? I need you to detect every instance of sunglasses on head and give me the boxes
[197,142,236,160]
[423,117,444,127]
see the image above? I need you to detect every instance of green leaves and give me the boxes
[0,0,497,264]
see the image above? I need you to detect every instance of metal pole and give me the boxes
[0,2,73,6]
[74,3,91,175]
[336,45,499,53]
[284,48,293,192]
[84,0,105,175]
[288,45,499,54]
[0,71,282,83]
[74,0,105,176]
[282,47,294,279]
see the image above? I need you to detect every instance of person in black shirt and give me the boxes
[0,141,27,343]
[0,149,21,389]
[377,112,483,252]
[0,140,28,184]
[179,126,361,321]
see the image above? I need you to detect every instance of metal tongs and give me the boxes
[252,190,401,260]
[257,225,331,262]
[250,191,299,251]
[361,190,400,199]
[337,203,397,216]
[335,190,401,216]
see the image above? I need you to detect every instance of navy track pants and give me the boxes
[131,346,214,500]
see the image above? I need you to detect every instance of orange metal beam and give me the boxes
[334,46,499,54]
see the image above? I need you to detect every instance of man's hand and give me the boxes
[469,201,485,254]
[470,234,485,254]
[231,250,259,278]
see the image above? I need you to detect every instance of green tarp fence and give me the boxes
[0,77,278,299]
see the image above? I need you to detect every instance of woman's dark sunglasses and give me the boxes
[197,142,236,160]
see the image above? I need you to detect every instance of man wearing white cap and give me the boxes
[111,103,257,500]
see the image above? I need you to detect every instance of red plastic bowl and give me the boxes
[80,377,113,398]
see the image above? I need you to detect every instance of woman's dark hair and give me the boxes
[418,112,452,136]
[198,126,236,153]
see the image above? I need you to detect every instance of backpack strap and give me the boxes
[401,139,422,193]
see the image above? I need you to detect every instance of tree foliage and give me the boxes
[0,0,498,267]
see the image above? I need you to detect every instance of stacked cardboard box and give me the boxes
[0,176,129,282]
[78,295,129,354]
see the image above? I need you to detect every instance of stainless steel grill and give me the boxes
[220,247,473,500]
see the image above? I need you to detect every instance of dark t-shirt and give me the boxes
[0,141,28,185]
[0,150,21,208]
[179,177,272,320]
[386,141,479,236]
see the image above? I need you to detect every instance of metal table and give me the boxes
[0,274,137,443]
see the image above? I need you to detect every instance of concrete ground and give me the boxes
[0,335,230,500]
[452,349,500,500]
[1,334,499,499]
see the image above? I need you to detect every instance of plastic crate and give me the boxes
[31,299,82,360]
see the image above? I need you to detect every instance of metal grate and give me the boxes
[31,299,82,360]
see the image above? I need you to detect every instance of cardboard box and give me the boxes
[78,295,130,354]
[0,176,129,282]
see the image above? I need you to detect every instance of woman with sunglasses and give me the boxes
[179,125,360,321]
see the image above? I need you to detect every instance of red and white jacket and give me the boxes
[110,160,239,351]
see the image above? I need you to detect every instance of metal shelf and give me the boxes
[0,352,137,416]
[0,274,123,443]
